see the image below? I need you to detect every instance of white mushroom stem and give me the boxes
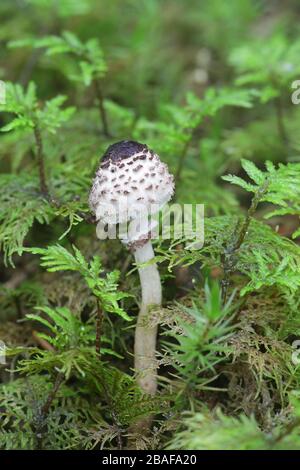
[133,239,161,395]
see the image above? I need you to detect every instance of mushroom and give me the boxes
[89,140,174,395]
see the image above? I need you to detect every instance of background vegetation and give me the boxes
[1,0,300,450]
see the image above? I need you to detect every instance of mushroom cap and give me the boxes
[89,141,174,226]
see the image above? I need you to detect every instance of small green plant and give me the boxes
[27,244,131,352]
[223,158,300,237]
[0,81,75,195]
[230,34,300,150]
[168,407,300,450]
[134,87,257,184]
[162,282,235,404]
[10,31,109,136]
[0,81,96,264]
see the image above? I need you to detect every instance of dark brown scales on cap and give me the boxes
[89,140,175,226]
[101,140,147,168]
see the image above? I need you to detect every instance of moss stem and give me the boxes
[94,78,110,137]
[33,122,49,197]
